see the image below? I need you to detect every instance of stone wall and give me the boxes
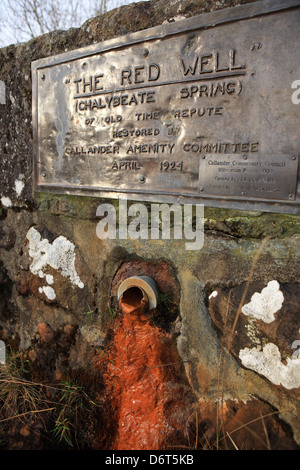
[1,0,300,450]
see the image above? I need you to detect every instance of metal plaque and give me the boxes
[199,154,298,200]
[32,0,300,214]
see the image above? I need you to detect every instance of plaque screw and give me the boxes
[42,172,46,178]
[41,74,46,81]
[292,156,296,160]
[199,187,203,192]
[139,175,146,183]
[243,155,247,160]
[201,155,206,159]
[289,194,293,198]
[251,42,262,51]
[143,48,149,57]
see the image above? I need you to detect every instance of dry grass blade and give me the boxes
[226,431,239,450]
[260,411,271,450]
[216,289,232,449]
[194,410,199,449]
[0,407,56,424]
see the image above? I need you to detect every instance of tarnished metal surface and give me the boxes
[199,154,298,200]
[32,0,300,214]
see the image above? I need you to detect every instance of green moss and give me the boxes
[36,192,300,240]
[36,191,115,220]
[204,207,300,239]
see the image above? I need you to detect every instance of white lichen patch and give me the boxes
[46,274,54,285]
[14,176,25,197]
[38,286,56,300]
[9,91,15,105]
[239,343,300,390]
[209,290,218,300]
[26,226,84,289]
[1,196,12,208]
[241,280,284,323]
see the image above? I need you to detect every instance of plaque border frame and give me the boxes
[31,0,300,215]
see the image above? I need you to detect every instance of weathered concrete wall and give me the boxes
[1,0,300,450]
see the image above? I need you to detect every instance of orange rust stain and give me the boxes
[100,302,186,450]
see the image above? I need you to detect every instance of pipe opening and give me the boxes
[117,276,158,311]
[121,286,144,308]
[119,285,149,315]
